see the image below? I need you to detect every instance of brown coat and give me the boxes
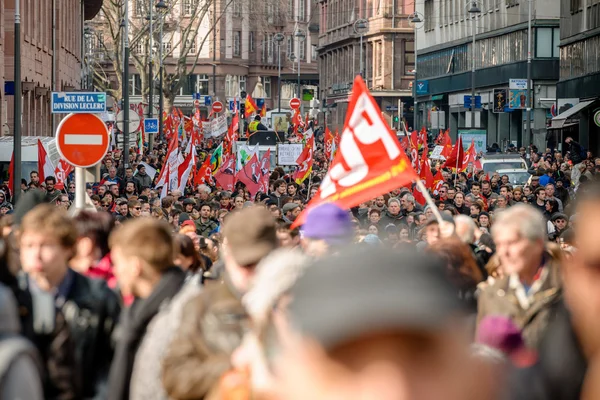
[162,275,249,400]
[476,257,562,350]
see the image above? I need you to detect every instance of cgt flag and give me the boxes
[292,75,418,228]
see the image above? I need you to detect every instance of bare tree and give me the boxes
[90,0,235,112]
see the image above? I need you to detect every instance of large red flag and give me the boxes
[440,130,453,159]
[324,128,334,161]
[444,135,464,170]
[194,157,213,186]
[292,76,418,228]
[236,153,261,196]
[214,156,236,191]
[432,169,445,196]
[155,133,179,188]
[419,150,434,189]
[293,136,314,184]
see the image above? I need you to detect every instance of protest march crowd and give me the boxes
[1,76,600,400]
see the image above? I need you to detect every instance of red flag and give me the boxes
[413,184,427,206]
[258,149,271,193]
[440,130,453,158]
[444,135,464,170]
[324,128,334,161]
[485,172,490,181]
[156,134,179,188]
[244,95,259,117]
[54,160,74,191]
[177,147,196,193]
[236,153,261,196]
[293,136,314,184]
[409,131,419,169]
[260,102,267,117]
[432,169,444,196]
[292,76,418,228]
[37,140,55,182]
[214,156,236,191]
[462,139,478,172]
[419,150,434,189]
[194,157,213,186]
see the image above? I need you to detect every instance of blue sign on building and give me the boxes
[385,106,398,111]
[193,93,212,106]
[415,80,429,95]
[144,118,159,134]
[228,99,240,111]
[51,92,107,114]
[464,95,482,109]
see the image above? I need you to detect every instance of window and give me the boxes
[162,36,172,53]
[198,74,209,95]
[376,41,383,76]
[424,0,434,31]
[312,44,317,60]
[299,39,305,60]
[133,40,144,54]
[288,0,294,19]
[134,0,144,17]
[129,74,142,95]
[233,0,241,16]
[182,0,197,15]
[267,33,274,60]
[571,0,582,14]
[225,75,236,97]
[239,76,247,92]
[536,28,553,58]
[267,4,274,23]
[250,32,255,52]
[560,35,600,79]
[186,35,197,54]
[287,35,293,56]
[180,75,198,95]
[299,0,306,21]
[233,31,241,56]
[263,77,272,98]
[506,0,518,7]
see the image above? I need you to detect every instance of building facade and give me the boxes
[415,0,559,149]
[554,0,600,154]
[90,0,319,117]
[317,0,415,132]
[1,0,100,137]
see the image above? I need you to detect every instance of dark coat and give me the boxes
[107,267,186,400]
[379,210,406,228]
[508,300,586,400]
[62,271,122,399]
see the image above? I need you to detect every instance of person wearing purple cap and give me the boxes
[301,203,354,257]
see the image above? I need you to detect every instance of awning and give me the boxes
[547,122,578,130]
[551,100,594,129]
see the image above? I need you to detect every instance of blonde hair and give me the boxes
[20,204,78,250]
[109,218,174,271]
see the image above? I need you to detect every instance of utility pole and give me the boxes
[13,0,22,203]
[123,0,131,168]
[212,0,217,99]
[526,0,533,146]
[148,0,154,151]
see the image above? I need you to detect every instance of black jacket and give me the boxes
[62,271,121,399]
[509,300,586,400]
[107,266,186,400]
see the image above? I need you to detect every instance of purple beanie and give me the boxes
[302,203,353,245]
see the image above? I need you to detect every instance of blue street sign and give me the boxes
[51,92,107,114]
[228,99,240,111]
[204,96,212,106]
[144,118,159,134]
[386,106,399,111]
[464,95,482,109]
[416,80,429,95]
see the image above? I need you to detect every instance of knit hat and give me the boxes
[302,203,353,245]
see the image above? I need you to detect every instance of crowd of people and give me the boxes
[1,121,599,400]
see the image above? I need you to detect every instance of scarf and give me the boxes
[107,266,186,400]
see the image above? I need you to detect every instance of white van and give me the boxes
[479,154,528,174]
[0,136,58,183]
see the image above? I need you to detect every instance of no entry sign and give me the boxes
[56,113,110,168]
[289,98,301,109]
[212,101,224,113]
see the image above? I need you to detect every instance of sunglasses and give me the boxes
[134,207,142,210]
[102,204,110,207]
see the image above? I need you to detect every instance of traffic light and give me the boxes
[240,90,247,99]
[239,101,246,118]
[393,115,399,123]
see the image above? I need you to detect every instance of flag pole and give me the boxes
[454,134,460,187]
[415,179,443,224]
[306,172,313,201]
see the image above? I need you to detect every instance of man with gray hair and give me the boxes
[379,197,405,227]
[400,192,421,215]
[476,204,561,350]
[196,184,211,202]
[454,214,476,245]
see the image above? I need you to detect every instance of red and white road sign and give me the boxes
[289,98,301,109]
[56,113,110,168]
[212,101,224,113]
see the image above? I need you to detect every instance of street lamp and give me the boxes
[294,29,306,114]
[467,1,481,129]
[274,33,285,112]
[353,19,368,78]
[408,12,423,130]
[123,0,130,168]
[156,0,168,141]
[146,1,156,150]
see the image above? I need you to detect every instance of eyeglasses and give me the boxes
[134,207,142,210]
[102,204,110,207]
[69,186,75,189]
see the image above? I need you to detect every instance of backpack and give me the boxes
[0,335,42,391]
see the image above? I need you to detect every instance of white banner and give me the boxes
[429,145,446,160]
[277,143,304,165]
[209,115,228,137]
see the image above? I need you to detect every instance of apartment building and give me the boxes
[1,0,98,137]
[91,0,318,116]
[317,0,415,132]
[415,0,560,148]
[553,0,600,154]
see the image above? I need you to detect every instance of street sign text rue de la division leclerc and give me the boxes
[51,92,107,114]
